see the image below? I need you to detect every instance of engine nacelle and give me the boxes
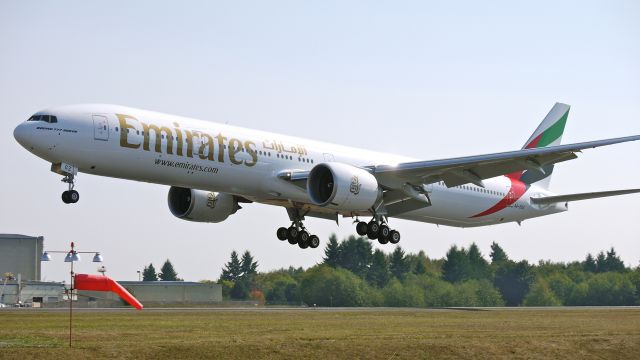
[307,162,380,211]
[167,187,239,223]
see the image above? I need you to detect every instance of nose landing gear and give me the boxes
[61,173,79,204]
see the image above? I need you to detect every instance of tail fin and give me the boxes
[517,103,570,189]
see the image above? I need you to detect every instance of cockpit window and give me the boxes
[28,114,57,123]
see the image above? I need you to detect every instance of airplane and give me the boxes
[13,103,640,249]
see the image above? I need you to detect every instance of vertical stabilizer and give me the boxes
[517,103,570,189]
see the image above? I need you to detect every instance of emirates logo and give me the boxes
[350,176,361,195]
[206,193,217,208]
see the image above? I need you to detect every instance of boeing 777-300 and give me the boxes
[13,103,640,249]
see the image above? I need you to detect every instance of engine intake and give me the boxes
[307,162,380,211]
[168,187,239,223]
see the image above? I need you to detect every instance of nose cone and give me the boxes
[13,123,29,148]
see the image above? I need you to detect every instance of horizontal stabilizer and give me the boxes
[531,188,640,205]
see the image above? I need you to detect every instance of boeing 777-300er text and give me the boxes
[13,103,640,249]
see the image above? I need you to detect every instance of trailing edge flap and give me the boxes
[531,188,640,205]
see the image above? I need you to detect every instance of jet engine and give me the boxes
[307,162,380,211]
[168,187,239,222]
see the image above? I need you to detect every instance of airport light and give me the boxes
[40,241,104,347]
[40,252,52,262]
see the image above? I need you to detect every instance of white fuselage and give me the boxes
[13,104,567,228]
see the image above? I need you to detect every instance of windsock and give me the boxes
[74,274,143,310]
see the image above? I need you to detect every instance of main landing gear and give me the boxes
[355,218,400,245]
[61,173,79,204]
[276,222,320,250]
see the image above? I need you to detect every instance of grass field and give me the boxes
[0,308,639,359]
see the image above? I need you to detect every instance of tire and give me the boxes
[287,227,299,244]
[298,230,310,243]
[389,230,401,244]
[378,236,389,245]
[367,221,379,240]
[277,227,288,241]
[298,239,309,249]
[309,235,320,249]
[356,222,368,236]
[379,225,390,240]
[69,190,79,203]
[61,191,70,204]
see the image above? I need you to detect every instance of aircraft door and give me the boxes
[93,115,109,141]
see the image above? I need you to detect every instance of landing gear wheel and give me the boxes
[298,233,310,249]
[378,236,389,245]
[287,227,299,244]
[61,191,70,204]
[356,221,368,236]
[309,235,320,249]
[298,230,310,245]
[379,225,390,240]
[367,221,379,240]
[277,227,288,241]
[69,190,79,203]
[389,230,401,244]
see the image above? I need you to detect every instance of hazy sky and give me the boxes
[1,1,639,282]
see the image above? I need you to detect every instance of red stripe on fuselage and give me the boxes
[469,178,527,218]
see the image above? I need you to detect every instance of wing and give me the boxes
[372,135,640,189]
[531,189,640,205]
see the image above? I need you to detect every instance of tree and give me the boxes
[493,260,534,306]
[240,250,258,277]
[158,259,179,281]
[523,278,562,306]
[595,251,607,272]
[489,242,508,264]
[389,246,410,279]
[231,277,251,299]
[382,279,425,307]
[220,250,242,281]
[414,259,427,275]
[142,263,157,281]
[336,236,373,278]
[604,248,626,273]
[442,245,470,283]
[367,249,390,287]
[468,243,490,280]
[583,253,597,273]
[585,272,635,305]
[323,234,341,268]
[300,265,369,306]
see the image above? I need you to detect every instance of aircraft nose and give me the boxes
[13,122,30,148]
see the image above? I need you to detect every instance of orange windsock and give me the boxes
[74,274,143,310]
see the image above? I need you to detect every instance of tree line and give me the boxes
[142,259,182,281]
[215,234,640,307]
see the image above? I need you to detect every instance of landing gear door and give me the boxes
[93,115,109,141]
